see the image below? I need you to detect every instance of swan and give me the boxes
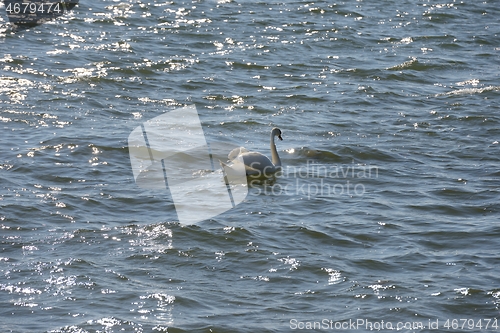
[225,127,283,178]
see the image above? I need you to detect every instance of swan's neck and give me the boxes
[270,133,281,168]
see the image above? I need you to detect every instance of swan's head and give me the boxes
[272,127,283,141]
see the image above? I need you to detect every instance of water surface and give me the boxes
[1,1,499,332]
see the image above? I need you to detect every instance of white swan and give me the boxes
[226,127,283,178]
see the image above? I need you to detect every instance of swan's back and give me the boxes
[227,126,282,176]
[240,152,274,169]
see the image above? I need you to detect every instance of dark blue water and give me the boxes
[1,1,499,332]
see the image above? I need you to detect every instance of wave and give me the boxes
[289,146,400,164]
[437,85,500,97]
[387,57,464,71]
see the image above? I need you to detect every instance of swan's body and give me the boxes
[225,127,283,178]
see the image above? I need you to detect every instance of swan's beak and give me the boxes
[278,135,283,141]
